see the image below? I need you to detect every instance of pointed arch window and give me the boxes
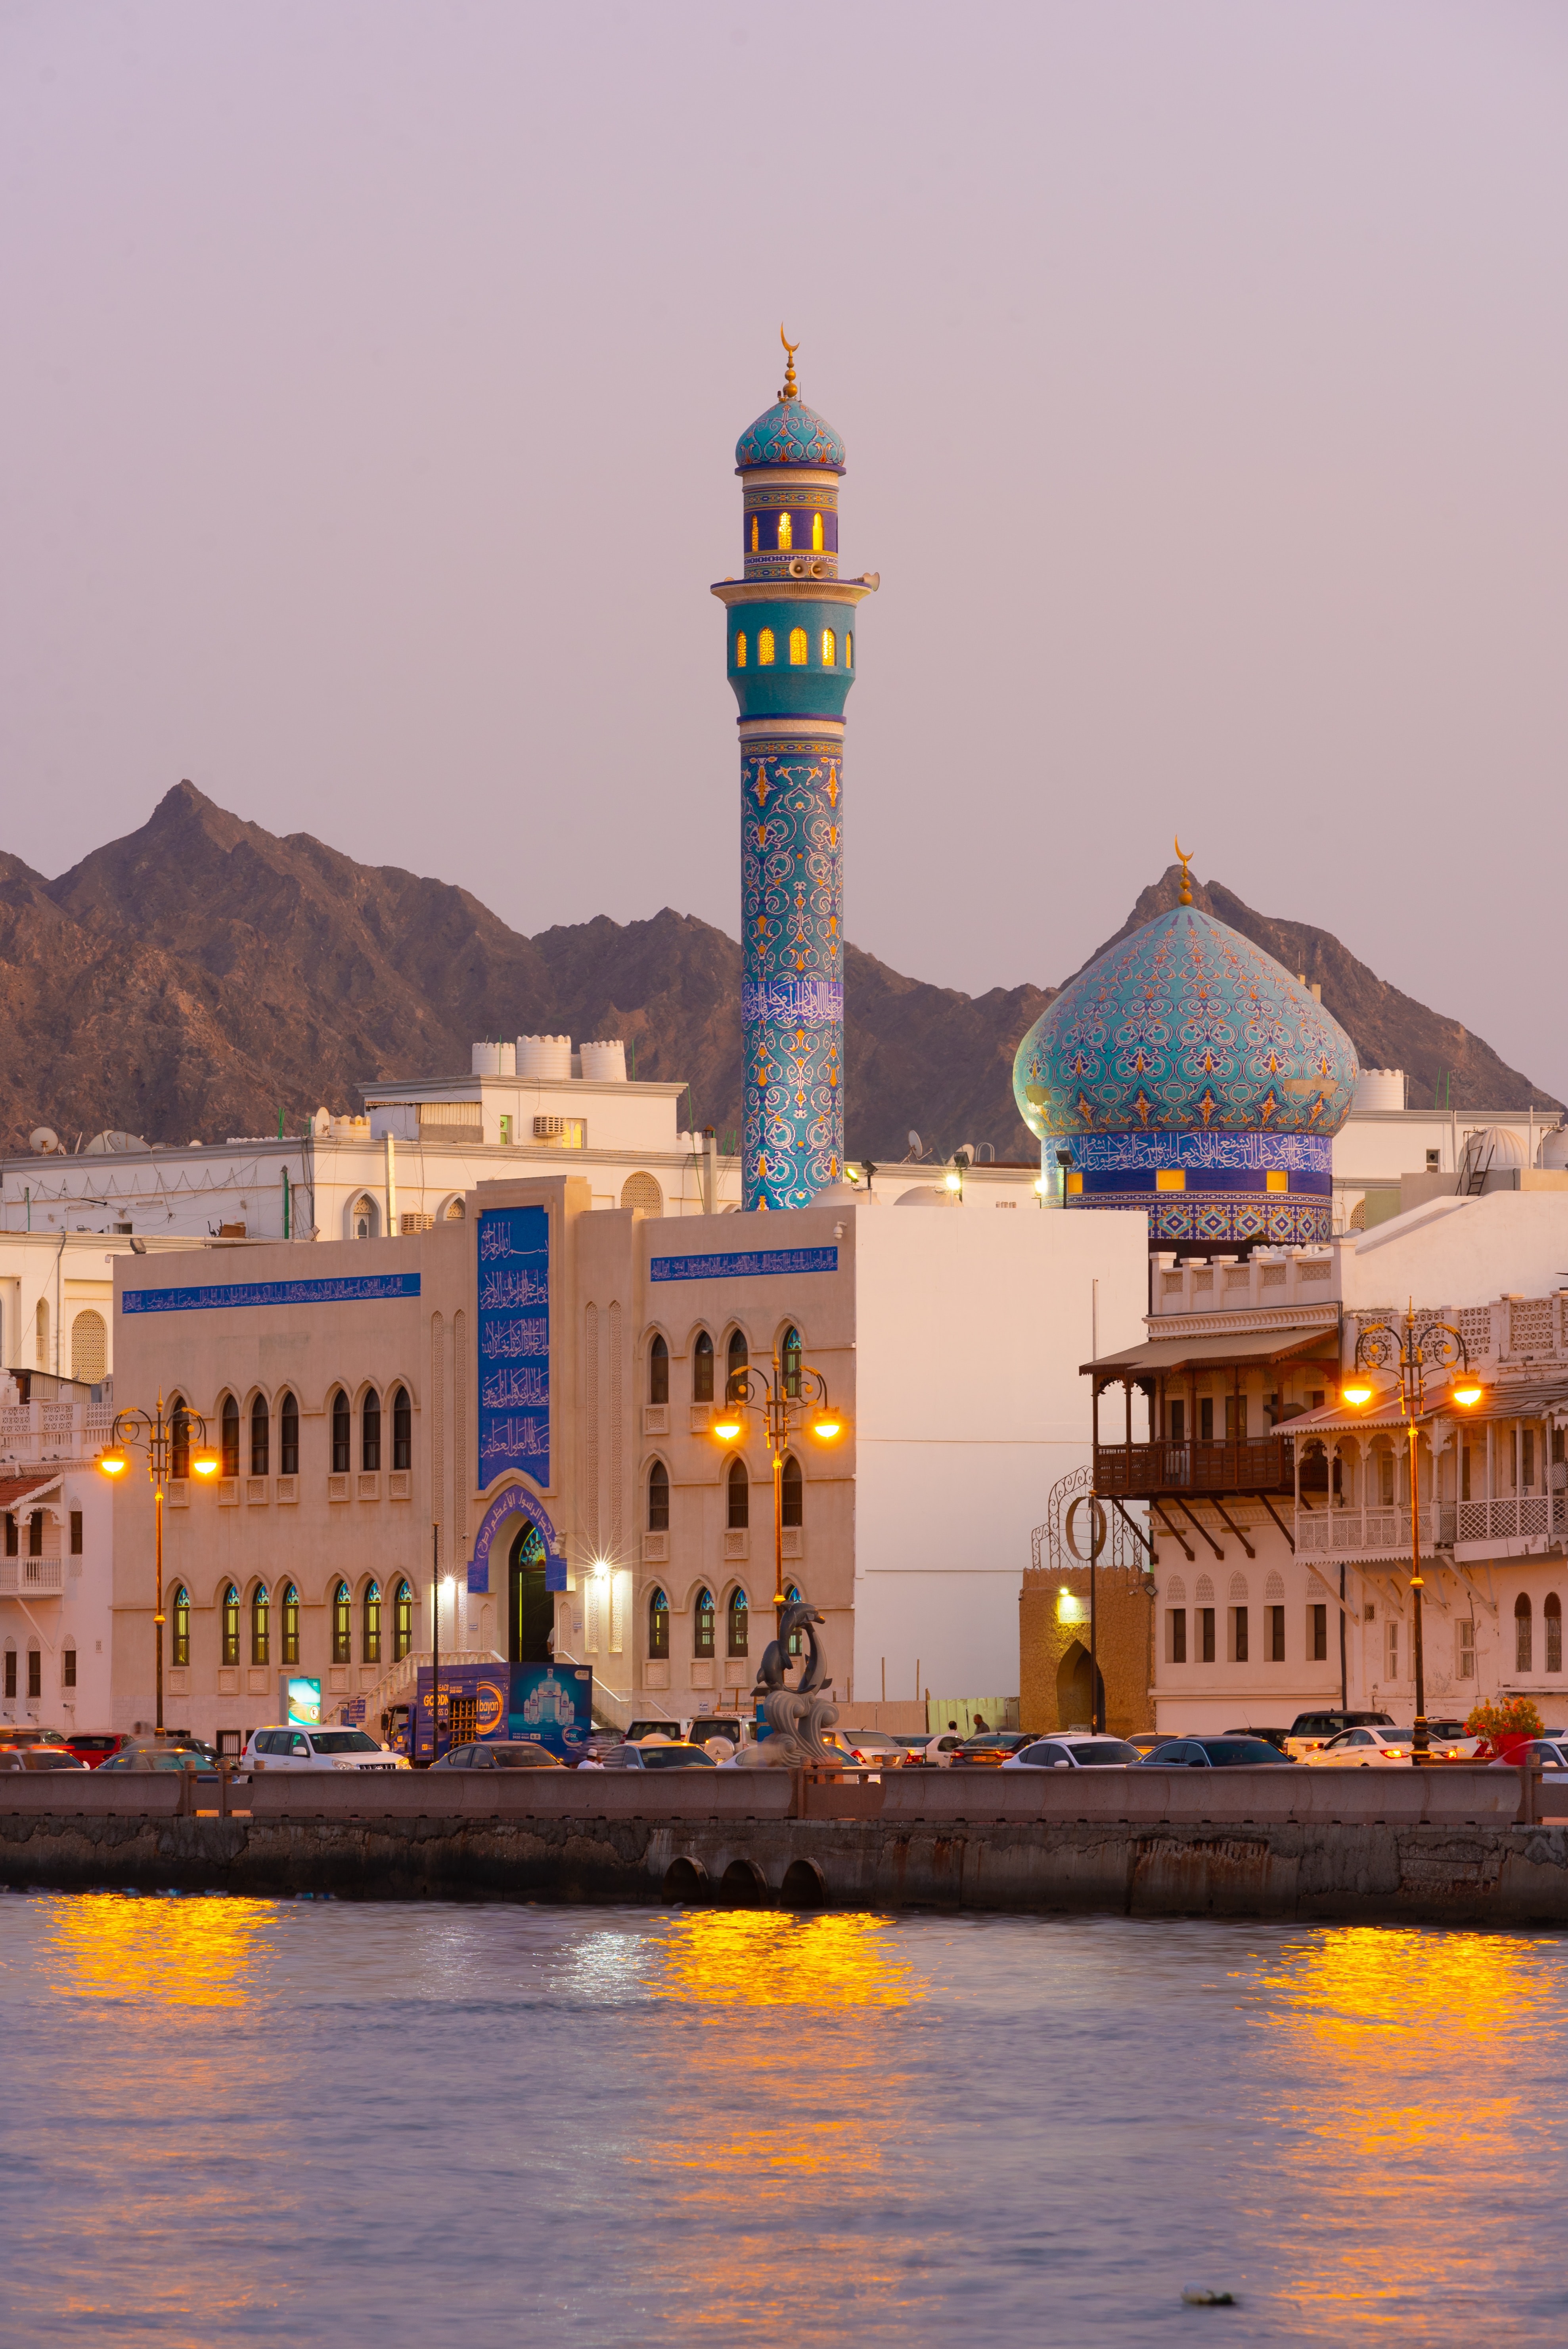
[392,1386,411,1472]
[171,1585,190,1668]
[364,1581,382,1665]
[362,1388,381,1472]
[789,626,808,666]
[758,628,775,666]
[812,511,823,552]
[1517,1591,1534,1673]
[220,1394,239,1478]
[781,1454,803,1528]
[331,1390,350,1474]
[250,1394,269,1476]
[1548,1592,1563,1675]
[845,632,852,668]
[280,1391,299,1477]
[692,1331,714,1403]
[726,1329,749,1401]
[648,1587,669,1660]
[333,1580,351,1665]
[282,1583,300,1667]
[785,1583,804,1657]
[394,1578,414,1662]
[727,1457,749,1531]
[649,1334,669,1405]
[750,515,758,553]
[781,1325,802,1398]
[694,1588,716,1657]
[821,628,836,667]
[735,631,747,668]
[170,1395,191,1482]
[648,1460,670,1533]
[777,510,792,551]
[222,1585,239,1668]
[251,1584,270,1667]
[727,1588,749,1657]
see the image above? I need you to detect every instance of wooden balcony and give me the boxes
[1092,1438,1293,1499]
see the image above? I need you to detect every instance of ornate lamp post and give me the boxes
[98,1395,218,1734]
[710,1337,844,1633]
[1342,1304,1484,1756]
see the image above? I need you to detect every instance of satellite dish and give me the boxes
[907,1130,923,1160]
[28,1128,59,1155]
[956,1141,976,1166]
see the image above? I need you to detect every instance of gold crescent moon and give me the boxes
[780,324,799,357]
[1174,834,1191,864]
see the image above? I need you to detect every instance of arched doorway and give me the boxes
[509,1523,553,1662]
[1056,1639,1105,1731]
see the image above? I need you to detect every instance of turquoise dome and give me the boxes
[1013,905,1358,1140]
[735,398,846,474]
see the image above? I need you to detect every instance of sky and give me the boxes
[3,2,1566,1095]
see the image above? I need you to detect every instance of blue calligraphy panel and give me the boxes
[122,1273,420,1315]
[650,1247,838,1284]
[477,1206,549,1489]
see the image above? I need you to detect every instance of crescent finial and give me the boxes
[778,325,800,402]
[1174,835,1193,907]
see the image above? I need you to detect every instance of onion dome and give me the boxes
[735,330,846,473]
[1013,900,1359,1141]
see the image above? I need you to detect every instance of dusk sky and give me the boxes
[4,3,1566,1094]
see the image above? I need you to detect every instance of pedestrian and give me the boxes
[971,1713,989,1734]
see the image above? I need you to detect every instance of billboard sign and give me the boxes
[410,1662,592,1759]
[285,1675,323,1726]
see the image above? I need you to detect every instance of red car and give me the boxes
[60,1732,132,1770]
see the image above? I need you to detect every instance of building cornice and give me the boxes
[1144,1304,1340,1341]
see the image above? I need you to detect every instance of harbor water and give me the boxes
[2,1894,1565,2345]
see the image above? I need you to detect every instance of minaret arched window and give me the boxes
[220,1394,239,1479]
[727,1458,749,1531]
[750,515,758,553]
[280,1391,299,1476]
[758,628,775,666]
[250,1394,269,1476]
[777,510,792,551]
[821,628,836,667]
[735,632,747,668]
[392,1386,411,1471]
[251,1584,270,1667]
[331,1390,350,1474]
[812,511,823,552]
[282,1583,300,1666]
[649,1334,669,1405]
[789,627,808,666]
[333,1580,351,1665]
[648,1588,669,1660]
[362,1387,380,1472]
[648,1460,670,1532]
[222,1585,239,1667]
[845,632,852,668]
[692,1331,714,1403]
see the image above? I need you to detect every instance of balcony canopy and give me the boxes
[1083,1326,1337,1382]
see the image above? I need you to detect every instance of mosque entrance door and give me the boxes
[1056,1640,1105,1731]
[509,1524,553,1663]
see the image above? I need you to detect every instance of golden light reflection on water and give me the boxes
[1255,1927,1560,2331]
[653,1908,921,2011]
[47,1893,274,2009]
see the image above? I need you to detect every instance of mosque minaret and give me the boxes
[713,333,877,1211]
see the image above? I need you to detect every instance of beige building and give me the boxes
[107,1181,1148,1745]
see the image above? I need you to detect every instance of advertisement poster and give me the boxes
[477,1204,550,1490]
[410,1662,591,1759]
[285,1676,323,1726]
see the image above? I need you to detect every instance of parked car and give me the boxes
[1000,1735,1140,1769]
[0,1726,70,1750]
[1126,1731,1174,1760]
[1224,1726,1292,1754]
[1488,1738,1568,1771]
[1306,1727,1419,1767]
[99,1742,216,1773]
[0,1744,87,1771]
[243,1727,409,1772]
[1136,1737,1298,1768]
[430,1741,564,1770]
[953,1733,1034,1766]
[597,1741,718,1770]
[1283,1710,1395,1761]
[61,1733,133,1769]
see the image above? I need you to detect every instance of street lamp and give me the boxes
[710,1338,844,1632]
[1342,1302,1485,1756]
[98,1394,219,1735]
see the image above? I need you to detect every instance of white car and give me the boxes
[1000,1734,1140,1769]
[1305,1727,1419,1767]
[243,1726,410,1772]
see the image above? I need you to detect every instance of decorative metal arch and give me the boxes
[1031,1462,1149,1576]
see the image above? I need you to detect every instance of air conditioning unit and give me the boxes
[400,1212,434,1235]
[534,1116,567,1138]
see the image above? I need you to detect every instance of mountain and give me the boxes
[0,785,1553,1164]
